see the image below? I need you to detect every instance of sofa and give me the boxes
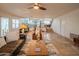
[0,30,25,56]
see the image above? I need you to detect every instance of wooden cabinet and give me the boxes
[70,33,79,47]
[73,38,79,47]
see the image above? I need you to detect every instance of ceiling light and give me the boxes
[33,5,39,10]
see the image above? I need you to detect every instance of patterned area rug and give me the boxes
[18,32,60,56]
[46,43,60,56]
[18,41,60,56]
[18,42,60,56]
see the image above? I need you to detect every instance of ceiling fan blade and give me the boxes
[28,7,33,9]
[39,6,46,10]
[27,3,47,10]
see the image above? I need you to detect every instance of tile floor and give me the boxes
[18,31,79,56]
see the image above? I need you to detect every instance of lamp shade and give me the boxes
[20,24,28,29]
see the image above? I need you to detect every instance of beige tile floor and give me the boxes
[18,30,79,56]
[49,32,79,56]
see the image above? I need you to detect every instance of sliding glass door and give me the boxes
[1,17,9,36]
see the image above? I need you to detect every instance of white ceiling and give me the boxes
[0,3,79,18]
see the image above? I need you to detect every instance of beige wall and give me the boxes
[52,8,79,39]
[0,19,1,36]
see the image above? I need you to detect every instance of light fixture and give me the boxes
[33,5,39,10]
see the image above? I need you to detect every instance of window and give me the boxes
[28,18,41,28]
[20,18,29,24]
[20,18,29,28]
[20,18,53,28]
[41,18,53,26]
[1,17,9,36]
[12,19,19,29]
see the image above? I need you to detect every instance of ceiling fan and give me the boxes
[28,3,46,10]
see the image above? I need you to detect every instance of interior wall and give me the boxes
[0,19,1,36]
[51,18,61,34]
[52,8,79,39]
